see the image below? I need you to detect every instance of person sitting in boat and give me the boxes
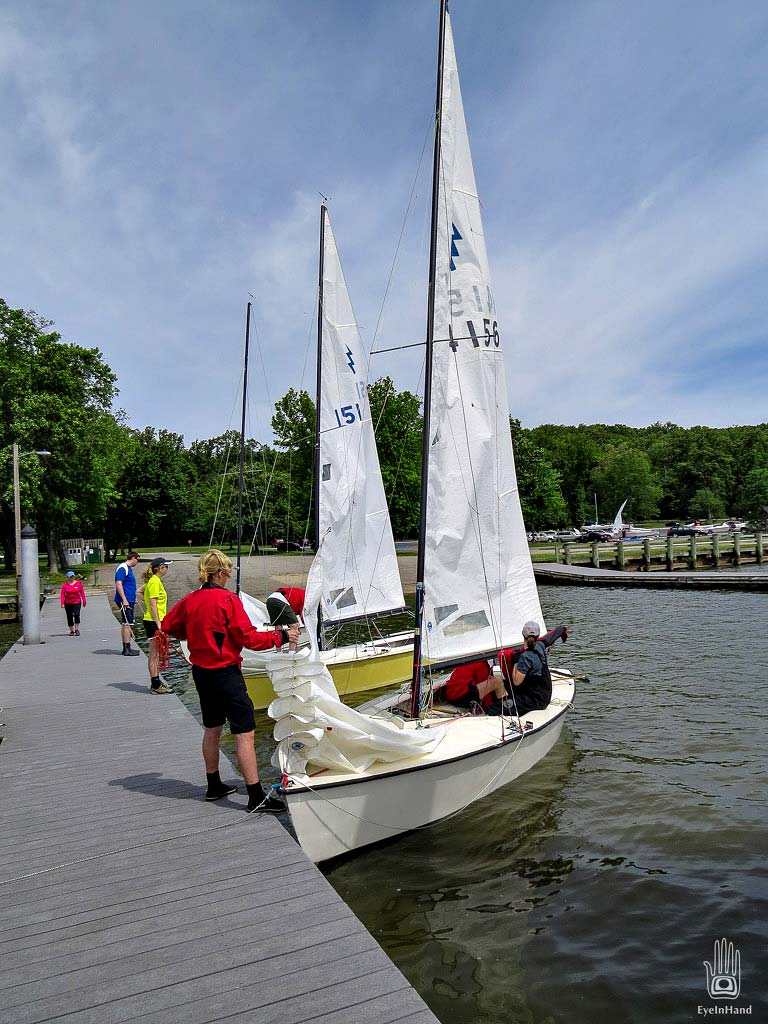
[266,586,305,626]
[498,621,568,714]
[439,659,507,712]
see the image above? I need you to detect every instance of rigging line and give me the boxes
[371,332,480,355]
[368,112,433,385]
[209,387,243,548]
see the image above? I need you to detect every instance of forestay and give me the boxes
[422,12,543,664]
[317,210,404,624]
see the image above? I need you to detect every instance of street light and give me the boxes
[12,445,51,581]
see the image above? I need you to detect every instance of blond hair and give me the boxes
[142,564,158,583]
[199,548,232,583]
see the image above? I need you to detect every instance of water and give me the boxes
[156,584,767,1022]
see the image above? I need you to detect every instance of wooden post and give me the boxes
[688,534,697,569]
[643,537,651,571]
[757,532,763,565]
[666,535,674,571]
[591,541,600,569]
[616,539,625,569]
[734,532,741,566]
[712,533,720,568]
[563,542,572,565]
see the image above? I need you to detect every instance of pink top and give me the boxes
[60,580,87,606]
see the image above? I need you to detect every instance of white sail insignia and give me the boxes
[423,12,543,664]
[317,210,405,625]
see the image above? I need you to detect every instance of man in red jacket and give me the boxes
[162,549,299,812]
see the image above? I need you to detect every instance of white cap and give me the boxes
[521,620,540,638]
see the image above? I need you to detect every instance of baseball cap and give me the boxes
[521,620,540,638]
[150,557,173,569]
[66,570,75,577]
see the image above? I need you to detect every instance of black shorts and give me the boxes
[144,620,159,639]
[117,603,135,624]
[192,664,256,734]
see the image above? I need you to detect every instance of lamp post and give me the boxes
[12,445,51,585]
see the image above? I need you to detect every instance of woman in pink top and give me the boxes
[60,571,87,636]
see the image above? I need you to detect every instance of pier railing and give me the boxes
[550,532,763,572]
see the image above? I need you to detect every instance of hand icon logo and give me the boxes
[703,938,740,1000]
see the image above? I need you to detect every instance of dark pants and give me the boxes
[64,603,81,627]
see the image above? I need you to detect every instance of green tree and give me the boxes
[104,428,192,555]
[590,442,662,521]
[369,378,422,538]
[271,388,315,542]
[0,299,122,570]
[510,419,568,528]
[688,487,726,521]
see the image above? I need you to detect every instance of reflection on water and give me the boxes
[156,585,768,1023]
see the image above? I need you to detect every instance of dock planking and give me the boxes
[0,593,439,1024]
[535,561,768,589]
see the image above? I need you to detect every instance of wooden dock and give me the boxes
[535,561,768,590]
[0,594,438,1024]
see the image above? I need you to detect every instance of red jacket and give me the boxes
[275,587,305,616]
[162,583,287,669]
[60,580,87,606]
[443,660,492,706]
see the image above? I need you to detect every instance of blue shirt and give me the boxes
[114,562,137,605]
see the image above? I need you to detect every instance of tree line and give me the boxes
[3,296,768,570]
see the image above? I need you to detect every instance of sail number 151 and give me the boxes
[448,318,500,352]
[334,403,363,427]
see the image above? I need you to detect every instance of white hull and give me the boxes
[284,677,574,862]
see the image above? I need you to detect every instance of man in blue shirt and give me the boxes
[114,552,141,656]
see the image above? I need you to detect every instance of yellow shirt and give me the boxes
[143,573,167,622]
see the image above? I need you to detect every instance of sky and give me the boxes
[2,0,768,443]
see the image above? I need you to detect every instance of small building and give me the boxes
[61,537,104,566]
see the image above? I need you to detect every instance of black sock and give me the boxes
[122,642,130,653]
[246,782,266,808]
[150,676,161,689]
[206,771,222,788]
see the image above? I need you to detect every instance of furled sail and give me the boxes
[316,210,405,625]
[422,12,543,664]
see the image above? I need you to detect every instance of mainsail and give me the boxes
[316,208,405,625]
[421,12,543,665]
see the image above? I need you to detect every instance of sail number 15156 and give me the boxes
[448,318,500,352]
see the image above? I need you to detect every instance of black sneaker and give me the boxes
[205,783,238,801]
[122,648,140,657]
[246,793,286,814]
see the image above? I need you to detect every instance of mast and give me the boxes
[314,205,327,649]
[235,300,251,596]
[410,0,448,720]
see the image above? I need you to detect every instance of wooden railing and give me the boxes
[553,533,763,572]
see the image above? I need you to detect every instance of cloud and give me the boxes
[2,0,768,442]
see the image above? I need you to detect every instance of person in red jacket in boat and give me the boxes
[162,549,299,813]
[266,586,305,626]
[439,622,568,715]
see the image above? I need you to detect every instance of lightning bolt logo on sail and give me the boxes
[449,223,462,271]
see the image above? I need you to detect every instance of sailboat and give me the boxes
[263,0,575,863]
[235,209,415,707]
